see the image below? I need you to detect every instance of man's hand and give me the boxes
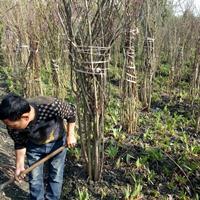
[15,166,25,183]
[67,134,77,148]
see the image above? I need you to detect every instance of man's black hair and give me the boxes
[0,93,30,121]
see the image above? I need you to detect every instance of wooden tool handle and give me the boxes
[0,145,66,191]
[21,145,66,176]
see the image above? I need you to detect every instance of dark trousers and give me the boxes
[26,137,67,200]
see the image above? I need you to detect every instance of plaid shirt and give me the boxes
[7,96,76,150]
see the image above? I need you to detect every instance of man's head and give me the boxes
[0,93,31,129]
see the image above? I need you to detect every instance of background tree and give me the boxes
[139,0,169,110]
[59,0,124,181]
[120,0,143,133]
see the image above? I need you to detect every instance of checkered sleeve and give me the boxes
[50,98,76,123]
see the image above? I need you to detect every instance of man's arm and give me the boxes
[65,122,76,148]
[15,148,26,182]
[51,98,76,147]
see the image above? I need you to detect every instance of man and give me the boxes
[0,93,76,200]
